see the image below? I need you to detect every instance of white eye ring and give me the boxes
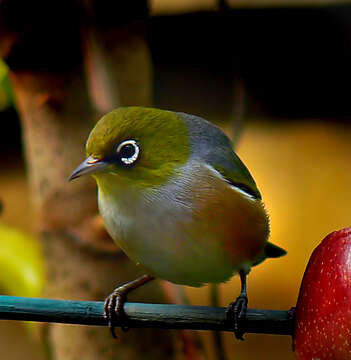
[116,139,140,165]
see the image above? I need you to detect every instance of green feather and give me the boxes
[86,107,190,189]
[212,159,261,200]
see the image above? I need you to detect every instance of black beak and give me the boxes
[69,156,109,181]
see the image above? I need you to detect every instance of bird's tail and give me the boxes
[252,242,286,267]
[265,242,287,258]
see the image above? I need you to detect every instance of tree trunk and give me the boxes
[1,1,176,359]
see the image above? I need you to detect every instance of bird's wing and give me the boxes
[210,148,261,200]
[177,112,261,200]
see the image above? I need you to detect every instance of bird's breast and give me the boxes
[96,162,269,286]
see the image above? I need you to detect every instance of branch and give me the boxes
[0,295,294,336]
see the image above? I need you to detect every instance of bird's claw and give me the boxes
[103,275,154,338]
[104,290,129,338]
[226,294,248,340]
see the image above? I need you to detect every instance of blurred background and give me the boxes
[0,0,350,359]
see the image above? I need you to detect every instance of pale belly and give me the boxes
[98,190,236,287]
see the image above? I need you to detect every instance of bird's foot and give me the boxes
[226,294,248,340]
[104,288,129,338]
[103,275,154,338]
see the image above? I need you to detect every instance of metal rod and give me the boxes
[0,295,294,335]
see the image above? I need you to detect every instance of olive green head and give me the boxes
[71,107,190,189]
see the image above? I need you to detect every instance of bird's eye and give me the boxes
[116,140,140,166]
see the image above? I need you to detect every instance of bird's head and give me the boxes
[69,107,190,190]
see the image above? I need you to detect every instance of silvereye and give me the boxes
[70,107,286,339]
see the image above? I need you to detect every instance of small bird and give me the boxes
[70,107,286,339]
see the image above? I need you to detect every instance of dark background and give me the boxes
[3,4,351,159]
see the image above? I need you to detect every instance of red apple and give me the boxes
[294,227,351,359]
